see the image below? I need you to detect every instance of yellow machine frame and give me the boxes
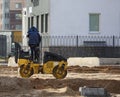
[18,58,68,79]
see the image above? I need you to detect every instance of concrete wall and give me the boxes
[10,0,26,10]
[23,0,120,47]
[67,57,100,67]
[7,56,120,67]
[50,0,120,36]
[100,58,120,65]
[24,0,50,47]
[25,0,120,36]
[67,57,120,67]
[24,0,50,34]
[26,0,50,16]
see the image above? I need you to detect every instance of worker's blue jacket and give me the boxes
[27,26,41,46]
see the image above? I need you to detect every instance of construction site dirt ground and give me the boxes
[0,65,120,97]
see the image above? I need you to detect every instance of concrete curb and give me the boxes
[67,57,120,67]
[5,57,120,67]
[67,57,100,67]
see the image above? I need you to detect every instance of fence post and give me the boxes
[76,35,79,57]
[113,35,115,47]
[76,35,78,47]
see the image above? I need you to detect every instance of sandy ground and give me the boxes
[0,65,120,97]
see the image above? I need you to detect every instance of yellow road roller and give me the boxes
[17,51,68,79]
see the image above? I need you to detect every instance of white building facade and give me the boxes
[23,0,120,46]
[50,0,120,36]
[0,0,10,30]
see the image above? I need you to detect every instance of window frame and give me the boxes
[15,24,22,30]
[31,16,34,27]
[15,3,22,9]
[36,15,39,31]
[45,14,48,33]
[15,13,22,20]
[41,14,44,33]
[89,13,100,32]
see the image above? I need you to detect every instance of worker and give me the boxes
[27,26,41,62]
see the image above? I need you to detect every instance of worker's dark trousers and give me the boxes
[29,44,39,62]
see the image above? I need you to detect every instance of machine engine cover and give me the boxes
[43,52,67,63]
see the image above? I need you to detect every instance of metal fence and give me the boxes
[42,35,120,47]
[0,35,120,63]
[42,35,120,59]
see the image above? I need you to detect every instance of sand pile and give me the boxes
[31,78,120,94]
[68,65,120,73]
[0,65,120,96]
[0,77,32,92]
[0,76,120,96]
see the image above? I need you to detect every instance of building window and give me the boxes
[15,3,22,9]
[5,2,9,8]
[89,14,100,31]
[31,17,34,27]
[15,25,22,30]
[28,17,30,29]
[7,13,9,18]
[5,13,8,18]
[33,0,39,7]
[5,24,9,29]
[15,14,22,20]
[11,25,15,29]
[45,14,48,33]
[36,16,39,31]
[41,14,44,33]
